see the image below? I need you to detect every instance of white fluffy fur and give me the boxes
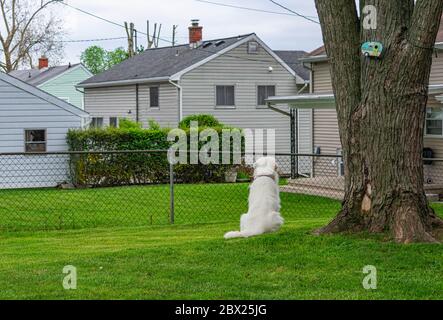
[224,157,284,239]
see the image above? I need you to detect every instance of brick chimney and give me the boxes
[38,56,49,70]
[189,19,203,47]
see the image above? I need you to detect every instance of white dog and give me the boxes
[224,157,284,239]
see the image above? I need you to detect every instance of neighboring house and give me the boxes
[9,57,93,109]
[0,71,89,189]
[78,20,309,154]
[267,19,443,183]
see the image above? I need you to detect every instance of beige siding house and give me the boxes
[78,21,309,154]
[268,22,443,184]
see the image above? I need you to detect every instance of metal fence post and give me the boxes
[169,162,175,224]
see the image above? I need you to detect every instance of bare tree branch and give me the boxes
[0,0,64,72]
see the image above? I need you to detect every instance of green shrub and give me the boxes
[119,118,142,130]
[67,116,244,186]
[67,126,171,187]
[179,114,221,129]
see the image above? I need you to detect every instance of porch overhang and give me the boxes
[266,94,335,109]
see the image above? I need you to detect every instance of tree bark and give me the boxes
[314,0,443,243]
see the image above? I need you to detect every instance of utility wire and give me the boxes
[195,0,317,18]
[268,0,320,24]
[59,2,295,66]
[57,37,127,43]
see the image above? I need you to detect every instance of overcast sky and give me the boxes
[60,0,323,64]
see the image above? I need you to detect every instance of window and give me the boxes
[91,117,104,128]
[248,41,259,54]
[257,85,276,106]
[426,107,443,136]
[216,85,235,107]
[25,129,46,153]
[110,117,118,128]
[150,87,159,108]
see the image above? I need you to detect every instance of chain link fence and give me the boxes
[0,150,349,232]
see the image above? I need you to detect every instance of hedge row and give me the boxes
[66,122,244,187]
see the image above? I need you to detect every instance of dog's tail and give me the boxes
[224,231,248,239]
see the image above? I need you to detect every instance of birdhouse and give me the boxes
[361,42,383,58]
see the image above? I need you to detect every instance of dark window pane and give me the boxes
[25,130,46,153]
[150,87,159,108]
[91,118,104,128]
[257,86,266,105]
[216,86,225,105]
[267,85,275,97]
[225,86,235,106]
[257,85,275,106]
[110,117,118,128]
[426,120,443,135]
[25,130,45,142]
[216,86,235,106]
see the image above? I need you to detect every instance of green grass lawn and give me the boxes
[0,184,442,299]
[0,183,340,231]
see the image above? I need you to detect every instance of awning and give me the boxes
[267,84,443,109]
[266,94,335,109]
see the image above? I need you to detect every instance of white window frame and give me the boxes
[24,129,47,153]
[425,107,443,137]
[215,85,236,109]
[247,41,259,54]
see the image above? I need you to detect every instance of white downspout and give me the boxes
[297,81,309,94]
[169,79,183,121]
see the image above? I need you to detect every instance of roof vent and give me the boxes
[202,42,213,48]
[215,40,225,47]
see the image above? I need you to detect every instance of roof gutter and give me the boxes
[299,54,329,63]
[77,76,171,89]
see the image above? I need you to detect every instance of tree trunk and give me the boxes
[314,0,443,243]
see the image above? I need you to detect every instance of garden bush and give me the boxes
[179,114,221,129]
[67,118,244,187]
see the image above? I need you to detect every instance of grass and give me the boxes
[0,184,442,299]
[0,183,339,231]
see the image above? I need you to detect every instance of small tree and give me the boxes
[81,46,129,75]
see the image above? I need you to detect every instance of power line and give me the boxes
[57,37,127,43]
[268,0,320,24]
[194,0,318,18]
[59,2,296,66]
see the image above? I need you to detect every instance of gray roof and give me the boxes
[79,34,255,86]
[8,64,81,86]
[274,50,309,81]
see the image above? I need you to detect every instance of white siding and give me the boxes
[0,78,83,189]
[84,83,179,128]
[181,41,299,153]
[297,109,312,174]
[430,52,443,85]
[312,61,333,93]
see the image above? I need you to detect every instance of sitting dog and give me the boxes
[224,157,284,239]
